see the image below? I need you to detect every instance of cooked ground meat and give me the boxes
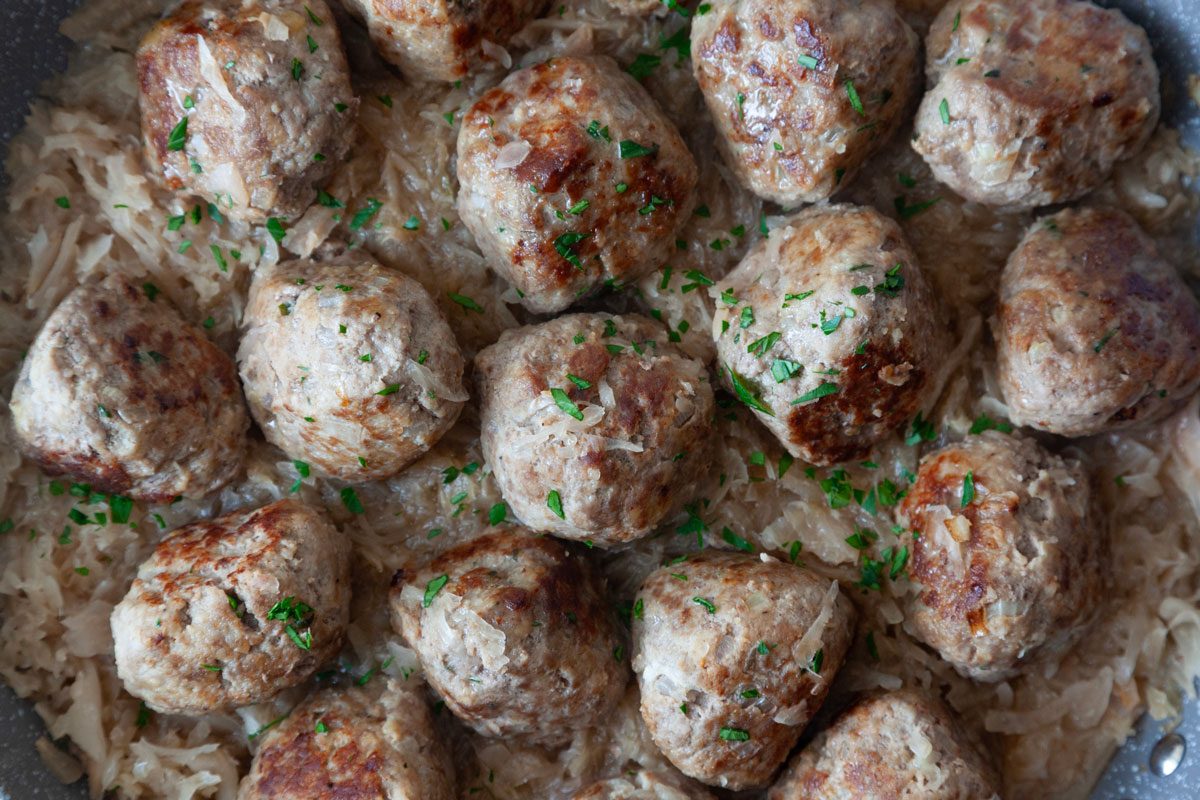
[475,313,715,546]
[111,499,352,714]
[994,206,1200,436]
[692,0,920,205]
[238,679,455,799]
[632,551,856,790]
[457,55,698,314]
[239,255,466,481]
[10,273,247,502]
[768,689,1002,800]
[340,0,551,82]
[571,769,714,800]
[912,0,1159,209]
[898,431,1107,681]
[390,528,627,746]
[712,203,946,466]
[137,0,357,223]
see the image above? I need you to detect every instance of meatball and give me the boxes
[390,528,626,746]
[340,0,550,82]
[111,499,352,714]
[572,770,714,800]
[239,256,466,481]
[457,55,698,314]
[475,313,715,546]
[912,0,1159,209]
[137,0,357,223]
[692,0,920,205]
[238,679,455,799]
[768,689,1001,800]
[897,432,1106,681]
[995,207,1200,436]
[10,274,247,502]
[712,204,945,466]
[632,552,856,790]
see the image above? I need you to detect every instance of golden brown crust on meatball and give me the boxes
[111,499,352,714]
[898,432,1107,682]
[768,689,1002,800]
[475,313,715,546]
[994,206,1200,436]
[137,0,357,223]
[340,0,551,82]
[692,0,920,205]
[457,55,698,314]
[712,204,946,466]
[239,256,466,481]
[913,0,1159,209]
[391,528,627,746]
[632,551,856,790]
[238,680,455,799]
[10,274,248,502]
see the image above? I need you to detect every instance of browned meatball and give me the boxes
[995,207,1200,436]
[572,770,714,800]
[9,274,247,502]
[898,432,1106,682]
[340,0,550,82]
[692,0,919,205]
[239,256,466,481]
[457,55,698,314]
[475,313,715,546]
[137,0,357,223]
[390,529,626,746]
[768,689,1002,800]
[238,680,455,799]
[632,552,856,790]
[712,204,945,466]
[913,0,1159,209]
[111,499,352,714]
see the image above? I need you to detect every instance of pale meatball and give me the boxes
[238,680,455,799]
[391,528,626,746]
[239,256,466,481]
[712,204,945,466]
[898,432,1106,681]
[632,552,856,790]
[995,207,1200,436]
[340,0,550,82]
[913,0,1159,209]
[572,770,714,800]
[138,0,357,223]
[692,0,920,205]
[475,313,715,546]
[10,274,247,502]
[457,55,698,314]
[111,499,352,714]
[768,689,1002,800]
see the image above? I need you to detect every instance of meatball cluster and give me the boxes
[239,256,466,481]
[692,0,920,204]
[391,528,627,746]
[913,0,1159,208]
[898,432,1106,681]
[712,204,945,466]
[457,55,698,314]
[769,689,1002,800]
[112,499,352,714]
[239,680,456,799]
[632,552,856,790]
[995,206,1200,436]
[10,274,248,502]
[137,0,357,223]
[476,313,715,546]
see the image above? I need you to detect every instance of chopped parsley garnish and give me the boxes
[619,139,658,159]
[375,383,401,396]
[627,53,661,79]
[792,381,838,405]
[54,196,70,209]
[747,331,781,357]
[567,373,592,389]
[586,119,612,142]
[488,503,508,525]
[719,726,750,741]
[554,232,589,268]
[797,53,819,69]
[1094,327,1119,353]
[402,215,421,231]
[905,412,936,446]
[291,58,304,81]
[448,292,483,312]
[266,217,287,244]
[961,471,976,507]
[547,490,565,519]
[693,597,716,614]
[422,575,449,607]
[939,98,951,125]
[845,80,865,116]
[894,194,942,219]
[875,263,905,297]
[727,366,773,416]
[166,117,188,152]
[969,413,1013,435]
[809,648,824,674]
[340,486,364,514]
[551,387,584,420]
[738,306,755,329]
[721,527,753,552]
[349,198,383,230]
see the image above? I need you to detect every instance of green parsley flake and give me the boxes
[448,292,483,312]
[423,575,449,607]
[693,597,716,614]
[340,486,364,514]
[961,471,976,508]
[547,490,565,519]
[719,726,750,741]
[792,381,839,405]
[845,80,865,116]
[551,387,584,420]
[167,117,188,151]
[349,199,383,230]
[619,139,658,158]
